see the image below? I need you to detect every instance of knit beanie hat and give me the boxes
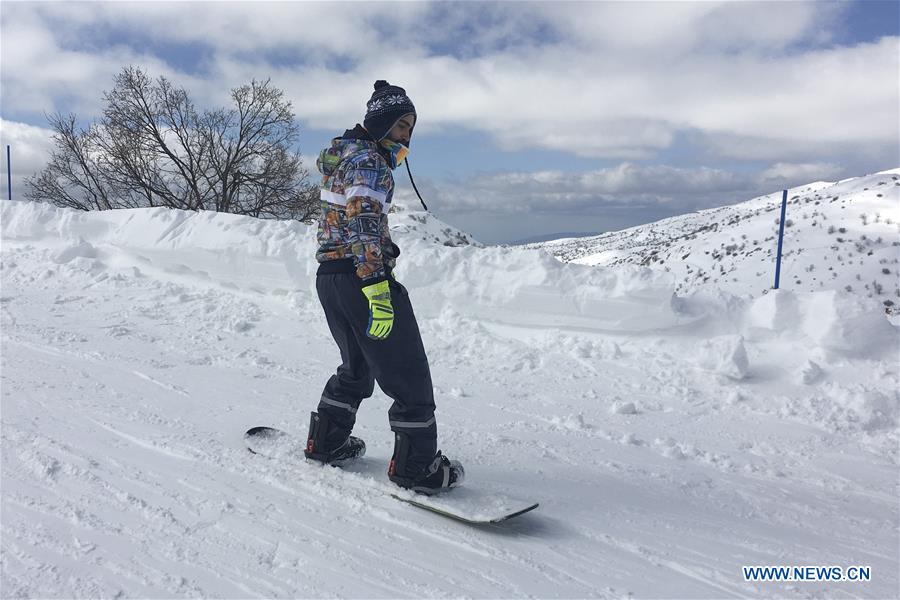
[363,80,416,143]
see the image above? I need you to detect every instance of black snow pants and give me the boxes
[315,262,437,477]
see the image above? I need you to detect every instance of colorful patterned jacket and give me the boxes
[315,126,402,285]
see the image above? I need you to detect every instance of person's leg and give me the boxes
[312,274,376,452]
[329,275,438,476]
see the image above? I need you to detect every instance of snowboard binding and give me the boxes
[388,432,465,495]
[304,411,366,465]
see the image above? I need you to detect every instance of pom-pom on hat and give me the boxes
[364,80,416,142]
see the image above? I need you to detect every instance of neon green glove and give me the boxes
[361,280,394,340]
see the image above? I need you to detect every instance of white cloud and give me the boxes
[400,163,757,216]
[543,1,840,52]
[1,2,896,180]
[399,160,864,219]
[180,4,895,160]
[760,162,843,185]
[0,6,204,118]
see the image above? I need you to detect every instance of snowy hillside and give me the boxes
[389,200,482,249]
[529,169,900,303]
[1,197,898,598]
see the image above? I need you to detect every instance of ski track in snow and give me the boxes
[1,194,898,599]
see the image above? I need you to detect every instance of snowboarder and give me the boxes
[306,80,464,495]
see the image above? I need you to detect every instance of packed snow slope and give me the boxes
[1,194,898,598]
[529,169,900,303]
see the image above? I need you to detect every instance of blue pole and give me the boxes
[6,145,10,200]
[774,189,788,289]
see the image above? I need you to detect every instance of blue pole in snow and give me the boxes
[773,189,788,289]
[6,145,10,200]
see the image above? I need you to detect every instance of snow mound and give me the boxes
[3,199,896,357]
[745,289,897,359]
[696,335,750,380]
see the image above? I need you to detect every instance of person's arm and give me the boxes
[343,162,394,340]
[344,167,389,285]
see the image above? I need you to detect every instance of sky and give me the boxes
[1,1,898,244]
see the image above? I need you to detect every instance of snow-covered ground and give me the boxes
[1,179,898,598]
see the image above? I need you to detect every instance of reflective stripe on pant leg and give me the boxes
[320,395,358,414]
[388,416,436,429]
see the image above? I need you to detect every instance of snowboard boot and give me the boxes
[388,433,464,495]
[304,411,365,465]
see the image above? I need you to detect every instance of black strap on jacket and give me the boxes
[405,160,429,212]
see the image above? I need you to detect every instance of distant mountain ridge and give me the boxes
[509,231,605,245]
[526,169,900,302]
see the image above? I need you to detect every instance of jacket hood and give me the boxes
[316,124,403,177]
[316,131,379,178]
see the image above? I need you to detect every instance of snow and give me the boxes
[2,170,898,598]
[529,169,900,304]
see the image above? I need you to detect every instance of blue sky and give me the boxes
[2,1,898,243]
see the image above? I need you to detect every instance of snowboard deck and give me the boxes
[245,425,308,459]
[390,493,539,524]
[244,426,538,525]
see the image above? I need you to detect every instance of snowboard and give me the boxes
[244,426,539,525]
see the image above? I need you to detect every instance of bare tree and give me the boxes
[100,67,215,210]
[201,79,309,217]
[27,66,320,222]
[25,113,116,211]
